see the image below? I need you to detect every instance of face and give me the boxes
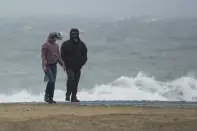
[71,32,78,37]
[51,38,57,43]
[71,32,79,43]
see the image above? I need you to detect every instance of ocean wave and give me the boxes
[0,72,197,102]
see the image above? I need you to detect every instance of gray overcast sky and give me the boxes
[0,0,196,18]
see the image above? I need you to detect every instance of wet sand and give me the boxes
[0,104,197,131]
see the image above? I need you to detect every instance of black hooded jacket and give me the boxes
[61,29,88,70]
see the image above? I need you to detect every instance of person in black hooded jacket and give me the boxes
[61,28,88,102]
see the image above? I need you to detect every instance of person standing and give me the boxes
[61,28,88,102]
[41,32,65,103]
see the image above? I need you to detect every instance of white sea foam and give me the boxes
[1,72,197,102]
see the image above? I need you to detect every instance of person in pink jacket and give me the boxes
[41,32,65,103]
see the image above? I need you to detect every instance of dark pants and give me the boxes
[45,64,57,98]
[66,68,81,99]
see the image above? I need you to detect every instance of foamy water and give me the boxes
[1,72,197,103]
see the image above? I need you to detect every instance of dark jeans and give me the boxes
[66,68,81,99]
[45,64,57,98]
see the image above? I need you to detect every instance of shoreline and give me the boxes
[0,100,197,108]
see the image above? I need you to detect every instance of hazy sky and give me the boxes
[0,0,196,18]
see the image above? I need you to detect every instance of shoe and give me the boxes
[44,94,49,103]
[71,98,80,102]
[65,95,70,101]
[48,98,56,104]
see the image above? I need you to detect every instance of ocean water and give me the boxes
[0,16,197,102]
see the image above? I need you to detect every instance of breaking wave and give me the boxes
[0,72,197,102]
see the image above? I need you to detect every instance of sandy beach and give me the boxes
[0,104,197,131]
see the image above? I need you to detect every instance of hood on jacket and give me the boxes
[69,28,79,39]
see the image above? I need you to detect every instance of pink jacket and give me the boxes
[41,40,64,69]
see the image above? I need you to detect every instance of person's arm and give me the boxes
[41,43,48,72]
[61,42,69,65]
[81,42,88,66]
[57,45,65,69]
